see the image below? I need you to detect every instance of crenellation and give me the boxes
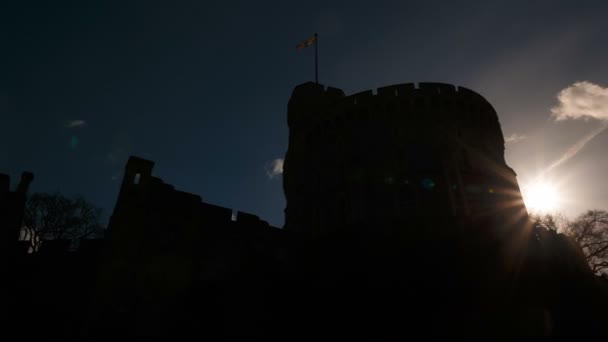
[418,82,456,94]
[377,83,415,96]
[284,81,522,235]
[289,82,505,159]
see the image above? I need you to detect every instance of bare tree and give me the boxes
[532,210,608,275]
[21,193,104,252]
[531,212,568,232]
[562,210,608,275]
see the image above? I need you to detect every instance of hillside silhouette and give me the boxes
[3,82,608,341]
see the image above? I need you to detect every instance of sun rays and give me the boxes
[522,181,559,214]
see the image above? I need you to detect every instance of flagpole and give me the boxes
[314,33,318,84]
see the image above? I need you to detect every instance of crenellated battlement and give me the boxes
[287,82,501,147]
[14,205,275,258]
[8,156,278,258]
[290,82,493,110]
[345,82,489,103]
[109,156,277,238]
[284,81,520,235]
[287,82,504,161]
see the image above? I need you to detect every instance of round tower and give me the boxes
[283,82,527,236]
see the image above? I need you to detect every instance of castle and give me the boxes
[284,82,527,235]
[4,82,608,340]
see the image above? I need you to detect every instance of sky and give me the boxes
[1,0,608,227]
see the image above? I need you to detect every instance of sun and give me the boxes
[522,181,560,213]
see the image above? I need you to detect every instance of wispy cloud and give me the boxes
[545,121,608,174]
[65,120,86,128]
[266,158,284,179]
[542,82,608,174]
[551,81,608,121]
[505,133,527,144]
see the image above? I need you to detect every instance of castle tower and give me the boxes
[1,172,34,254]
[283,82,527,236]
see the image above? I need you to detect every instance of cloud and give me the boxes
[551,81,608,121]
[504,133,527,144]
[266,158,284,179]
[545,121,608,174]
[537,82,608,176]
[65,120,86,128]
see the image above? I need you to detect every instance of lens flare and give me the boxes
[70,136,79,149]
[522,181,559,213]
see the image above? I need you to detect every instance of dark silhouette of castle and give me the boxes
[283,82,526,235]
[4,82,608,341]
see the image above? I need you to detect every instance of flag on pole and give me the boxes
[296,34,317,51]
[296,33,319,84]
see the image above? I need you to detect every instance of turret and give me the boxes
[283,82,526,236]
[122,156,154,189]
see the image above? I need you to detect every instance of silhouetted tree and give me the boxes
[531,212,568,232]
[21,192,104,252]
[532,210,608,275]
